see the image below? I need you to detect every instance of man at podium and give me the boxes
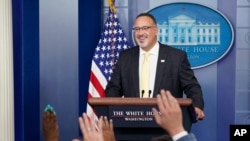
[105,13,205,132]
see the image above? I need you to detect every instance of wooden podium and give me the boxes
[88,97,194,141]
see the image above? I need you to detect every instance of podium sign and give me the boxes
[109,106,157,128]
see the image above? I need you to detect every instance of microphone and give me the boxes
[141,90,145,98]
[148,90,152,98]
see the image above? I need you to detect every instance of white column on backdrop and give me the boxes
[0,0,15,141]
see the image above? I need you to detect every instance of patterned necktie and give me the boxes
[140,53,149,98]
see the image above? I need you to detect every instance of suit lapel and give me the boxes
[153,45,168,96]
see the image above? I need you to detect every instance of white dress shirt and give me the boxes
[139,42,159,98]
[172,131,189,141]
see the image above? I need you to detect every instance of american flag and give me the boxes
[87,7,130,116]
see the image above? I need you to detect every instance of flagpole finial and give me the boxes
[108,0,116,13]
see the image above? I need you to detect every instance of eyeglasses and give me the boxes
[132,26,155,32]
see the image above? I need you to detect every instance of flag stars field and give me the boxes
[87,5,131,118]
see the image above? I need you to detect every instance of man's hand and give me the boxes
[194,107,205,120]
[102,116,116,141]
[79,113,104,141]
[152,89,185,137]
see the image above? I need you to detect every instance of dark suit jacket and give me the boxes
[105,43,204,131]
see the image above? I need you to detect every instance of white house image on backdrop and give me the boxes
[157,14,221,45]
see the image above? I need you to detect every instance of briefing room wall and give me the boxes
[12,0,102,141]
[235,0,250,129]
[39,0,80,140]
[104,0,241,141]
[39,0,102,141]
